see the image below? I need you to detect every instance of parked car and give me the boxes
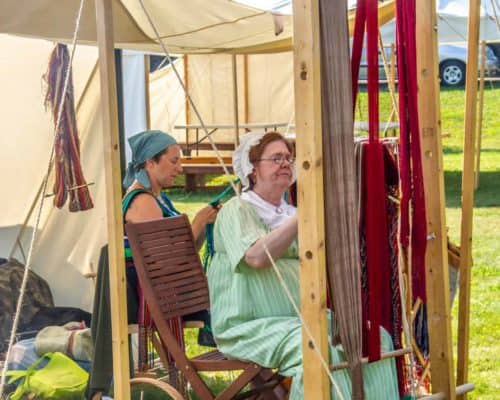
[439,43,499,86]
[357,43,500,87]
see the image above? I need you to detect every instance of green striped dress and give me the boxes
[208,197,400,399]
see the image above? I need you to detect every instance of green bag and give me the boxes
[7,352,88,400]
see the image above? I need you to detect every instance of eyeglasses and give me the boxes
[257,154,295,165]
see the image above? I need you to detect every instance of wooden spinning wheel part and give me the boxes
[130,377,184,400]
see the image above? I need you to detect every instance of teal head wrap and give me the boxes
[123,130,178,189]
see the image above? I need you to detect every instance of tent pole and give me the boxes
[114,49,127,191]
[457,1,481,397]
[474,40,486,190]
[95,0,131,399]
[144,55,151,130]
[292,0,329,399]
[183,55,190,154]
[243,54,249,124]
[416,1,456,399]
[232,54,240,145]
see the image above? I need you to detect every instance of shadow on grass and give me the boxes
[444,170,500,208]
[443,146,500,154]
[440,81,500,92]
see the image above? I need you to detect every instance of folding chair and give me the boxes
[125,215,286,400]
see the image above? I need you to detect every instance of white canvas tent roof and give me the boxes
[0,0,293,54]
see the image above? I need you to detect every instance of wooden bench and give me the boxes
[179,142,236,156]
[181,156,234,191]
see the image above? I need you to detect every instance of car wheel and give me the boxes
[440,60,466,86]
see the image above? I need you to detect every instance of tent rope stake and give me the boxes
[0,0,86,397]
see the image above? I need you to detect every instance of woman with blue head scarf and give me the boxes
[89,131,218,398]
[122,130,218,243]
[122,130,218,344]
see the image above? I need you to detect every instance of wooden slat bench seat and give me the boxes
[181,161,234,192]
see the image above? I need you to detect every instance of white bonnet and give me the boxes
[232,131,296,190]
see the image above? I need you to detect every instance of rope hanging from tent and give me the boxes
[43,43,94,212]
[319,0,365,398]
[0,0,87,396]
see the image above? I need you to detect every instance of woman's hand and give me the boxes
[191,204,221,249]
[194,204,219,226]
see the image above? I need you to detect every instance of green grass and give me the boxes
[167,83,500,398]
[436,84,500,399]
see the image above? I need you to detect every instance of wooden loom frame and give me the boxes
[90,0,478,399]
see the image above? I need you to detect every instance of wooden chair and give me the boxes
[125,215,286,400]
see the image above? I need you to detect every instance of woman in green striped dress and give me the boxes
[208,132,400,399]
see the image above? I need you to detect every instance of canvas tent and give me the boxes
[0,35,102,310]
[0,0,300,311]
[0,0,397,311]
[0,0,293,54]
[0,35,296,311]
[379,0,500,44]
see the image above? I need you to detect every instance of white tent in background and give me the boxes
[379,0,500,44]
[437,0,500,42]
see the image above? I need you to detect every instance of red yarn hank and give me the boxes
[44,43,93,212]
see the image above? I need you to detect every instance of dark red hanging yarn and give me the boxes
[395,0,428,304]
[354,0,393,362]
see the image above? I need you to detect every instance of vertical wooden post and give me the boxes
[183,55,190,152]
[416,2,456,399]
[95,0,131,399]
[144,55,151,130]
[232,54,240,145]
[292,0,329,399]
[243,54,249,124]
[474,40,486,190]
[457,1,481,397]
[390,43,396,92]
[389,43,397,124]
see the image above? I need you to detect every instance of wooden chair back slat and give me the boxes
[126,215,209,320]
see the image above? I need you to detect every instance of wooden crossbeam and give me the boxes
[420,383,475,399]
[330,348,412,371]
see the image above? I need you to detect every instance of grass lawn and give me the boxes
[167,83,500,398]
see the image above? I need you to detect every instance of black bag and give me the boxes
[19,306,91,335]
